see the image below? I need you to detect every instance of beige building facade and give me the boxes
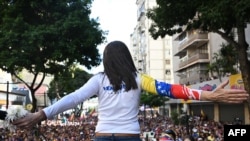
[173,30,227,85]
[0,69,52,109]
[131,0,250,124]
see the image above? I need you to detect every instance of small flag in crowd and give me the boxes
[89,108,96,117]
[79,110,85,121]
[68,113,75,121]
[200,109,205,117]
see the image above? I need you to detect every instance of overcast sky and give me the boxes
[85,0,137,74]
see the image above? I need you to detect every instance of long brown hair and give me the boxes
[103,41,138,92]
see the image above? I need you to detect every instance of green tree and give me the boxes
[47,67,93,100]
[0,0,106,112]
[140,91,169,108]
[140,91,169,117]
[147,0,250,107]
[48,66,93,116]
[207,43,238,82]
[170,110,180,125]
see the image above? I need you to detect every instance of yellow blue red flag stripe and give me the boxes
[140,74,201,100]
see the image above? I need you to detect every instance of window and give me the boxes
[165,59,170,65]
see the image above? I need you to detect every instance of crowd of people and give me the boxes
[139,114,226,141]
[0,113,229,141]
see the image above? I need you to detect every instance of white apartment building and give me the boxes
[130,0,174,83]
[0,70,13,91]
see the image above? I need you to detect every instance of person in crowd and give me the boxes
[12,40,248,141]
[159,129,176,141]
[183,135,195,141]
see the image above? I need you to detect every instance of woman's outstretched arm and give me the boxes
[140,74,248,103]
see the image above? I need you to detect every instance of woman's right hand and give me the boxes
[200,80,249,103]
[12,110,47,129]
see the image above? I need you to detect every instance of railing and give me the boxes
[179,53,209,68]
[178,34,208,51]
[179,73,209,85]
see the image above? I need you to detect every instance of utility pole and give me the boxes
[6,81,9,109]
[0,81,21,109]
[44,92,46,107]
[0,81,10,109]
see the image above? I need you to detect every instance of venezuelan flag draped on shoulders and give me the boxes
[140,74,202,100]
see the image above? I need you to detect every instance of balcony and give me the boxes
[178,53,209,69]
[175,34,208,56]
[179,73,210,85]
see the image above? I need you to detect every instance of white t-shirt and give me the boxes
[43,73,142,133]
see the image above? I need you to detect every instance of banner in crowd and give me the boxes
[229,73,244,90]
